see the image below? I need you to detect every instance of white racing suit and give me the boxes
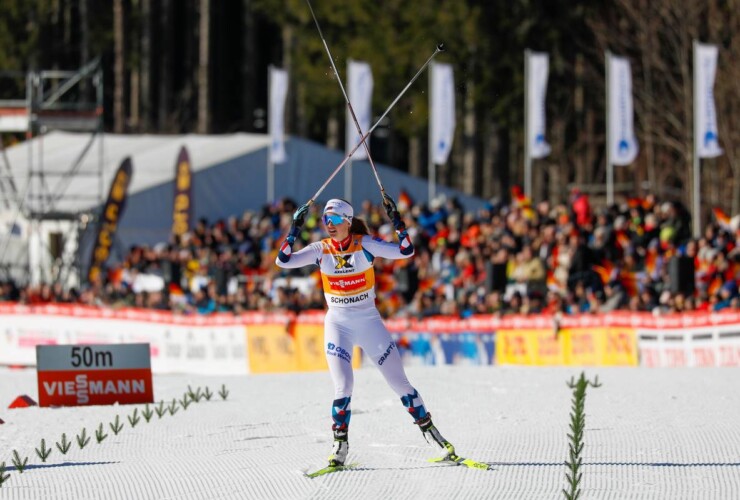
[275,232,428,433]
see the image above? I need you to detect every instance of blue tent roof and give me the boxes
[115,137,487,248]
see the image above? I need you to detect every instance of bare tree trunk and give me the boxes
[113,0,124,133]
[462,79,476,195]
[130,68,139,130]
[547,162,561,204]
[584,108,596,186]
[481,119,497,199]
[79,0,89,66]
[326,114,339,150]
[197,0,210,133]
[242,0,255,131]
[574,53,586,186]
[158,0,173,131]
[409,135,421,178]
[137,0,150,131]
[281,24,299,136]
[639,0,656,193]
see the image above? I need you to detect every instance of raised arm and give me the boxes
[275,203,320,268]
[361,193,414,260]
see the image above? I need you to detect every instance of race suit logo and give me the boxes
[327,342,352,363]
[329,293,370,305]
[327,274,367,292]
[334,254,354,270]
[378,342,396,365]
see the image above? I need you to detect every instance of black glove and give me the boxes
[286,203,309,244]
[292,203,309,228]
[382,193,405,231]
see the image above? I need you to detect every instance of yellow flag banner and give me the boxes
[496,327,637,366]
[172,146,193,237]
[88,157,133,284]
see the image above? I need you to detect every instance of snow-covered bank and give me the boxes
[1,366,739,499]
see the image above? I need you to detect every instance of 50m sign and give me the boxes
[36,343,154,407]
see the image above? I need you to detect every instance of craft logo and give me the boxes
[378,342,396,365]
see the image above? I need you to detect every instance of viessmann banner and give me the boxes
[171,146,193,237]
[88,157,133,283]
[36,343,153,407]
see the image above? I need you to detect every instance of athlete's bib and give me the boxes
[319,236,375,308]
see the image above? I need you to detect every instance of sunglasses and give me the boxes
[323,214,346,226]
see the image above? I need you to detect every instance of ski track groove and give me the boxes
[0,367,739,498]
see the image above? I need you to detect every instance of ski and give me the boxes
[304,462,359,478]
[428,454,492,471]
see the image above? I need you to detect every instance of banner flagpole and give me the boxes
[267,65,275,204]
[428,62,435,202]
[524,49,532,199]
[692,40,701,238]
[605,50,614,206]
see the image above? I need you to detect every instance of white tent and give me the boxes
[0,132,271,285]
[1,131,272,214]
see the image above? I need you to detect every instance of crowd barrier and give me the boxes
[0,303,738,373]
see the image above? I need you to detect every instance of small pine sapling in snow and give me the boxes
[128,408,141,428]
[11,450,28,473]
[0,462,10,487]
[168,399,179,415]
[187,385,198,402]
[95,423,108,444]
[76,428,91,449]
[179,394,191,410]
[203,387,213,401]
[35,439,52,462]
[155,401,167,419]
[109,415,124,436]
[219,384,229,400]
[56,433,72,455]
[142,404,154,422]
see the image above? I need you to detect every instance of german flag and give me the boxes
[708,275,723,297]
[713,207,732,231]
[593,261,614,285]
[511,186,535,220]
[644,248,657,276]
[619,270,638,297]
[546,269,560,291]
[398,189,413,212]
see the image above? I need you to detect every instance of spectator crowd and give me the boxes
[1,188,739,317]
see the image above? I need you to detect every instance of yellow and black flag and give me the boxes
[88,157,133,284]
[172,146,193,237]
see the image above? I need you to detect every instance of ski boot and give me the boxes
[416,414,455,457]
[328,428,348,467]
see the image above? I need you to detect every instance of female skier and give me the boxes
[275,195,454,467]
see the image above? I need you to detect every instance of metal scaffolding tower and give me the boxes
[0,59,104,287]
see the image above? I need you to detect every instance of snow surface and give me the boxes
[1,366,739,499]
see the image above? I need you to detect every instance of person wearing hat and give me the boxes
[276,195,455,467]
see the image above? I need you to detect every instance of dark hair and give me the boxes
[349,217,369,235]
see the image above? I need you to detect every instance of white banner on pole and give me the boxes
[346,60,373,160]
[527,52,551,159]
[430,62,455,165]
[695,43,723,159]
[608,55,639,166]
[268,66,288,164]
